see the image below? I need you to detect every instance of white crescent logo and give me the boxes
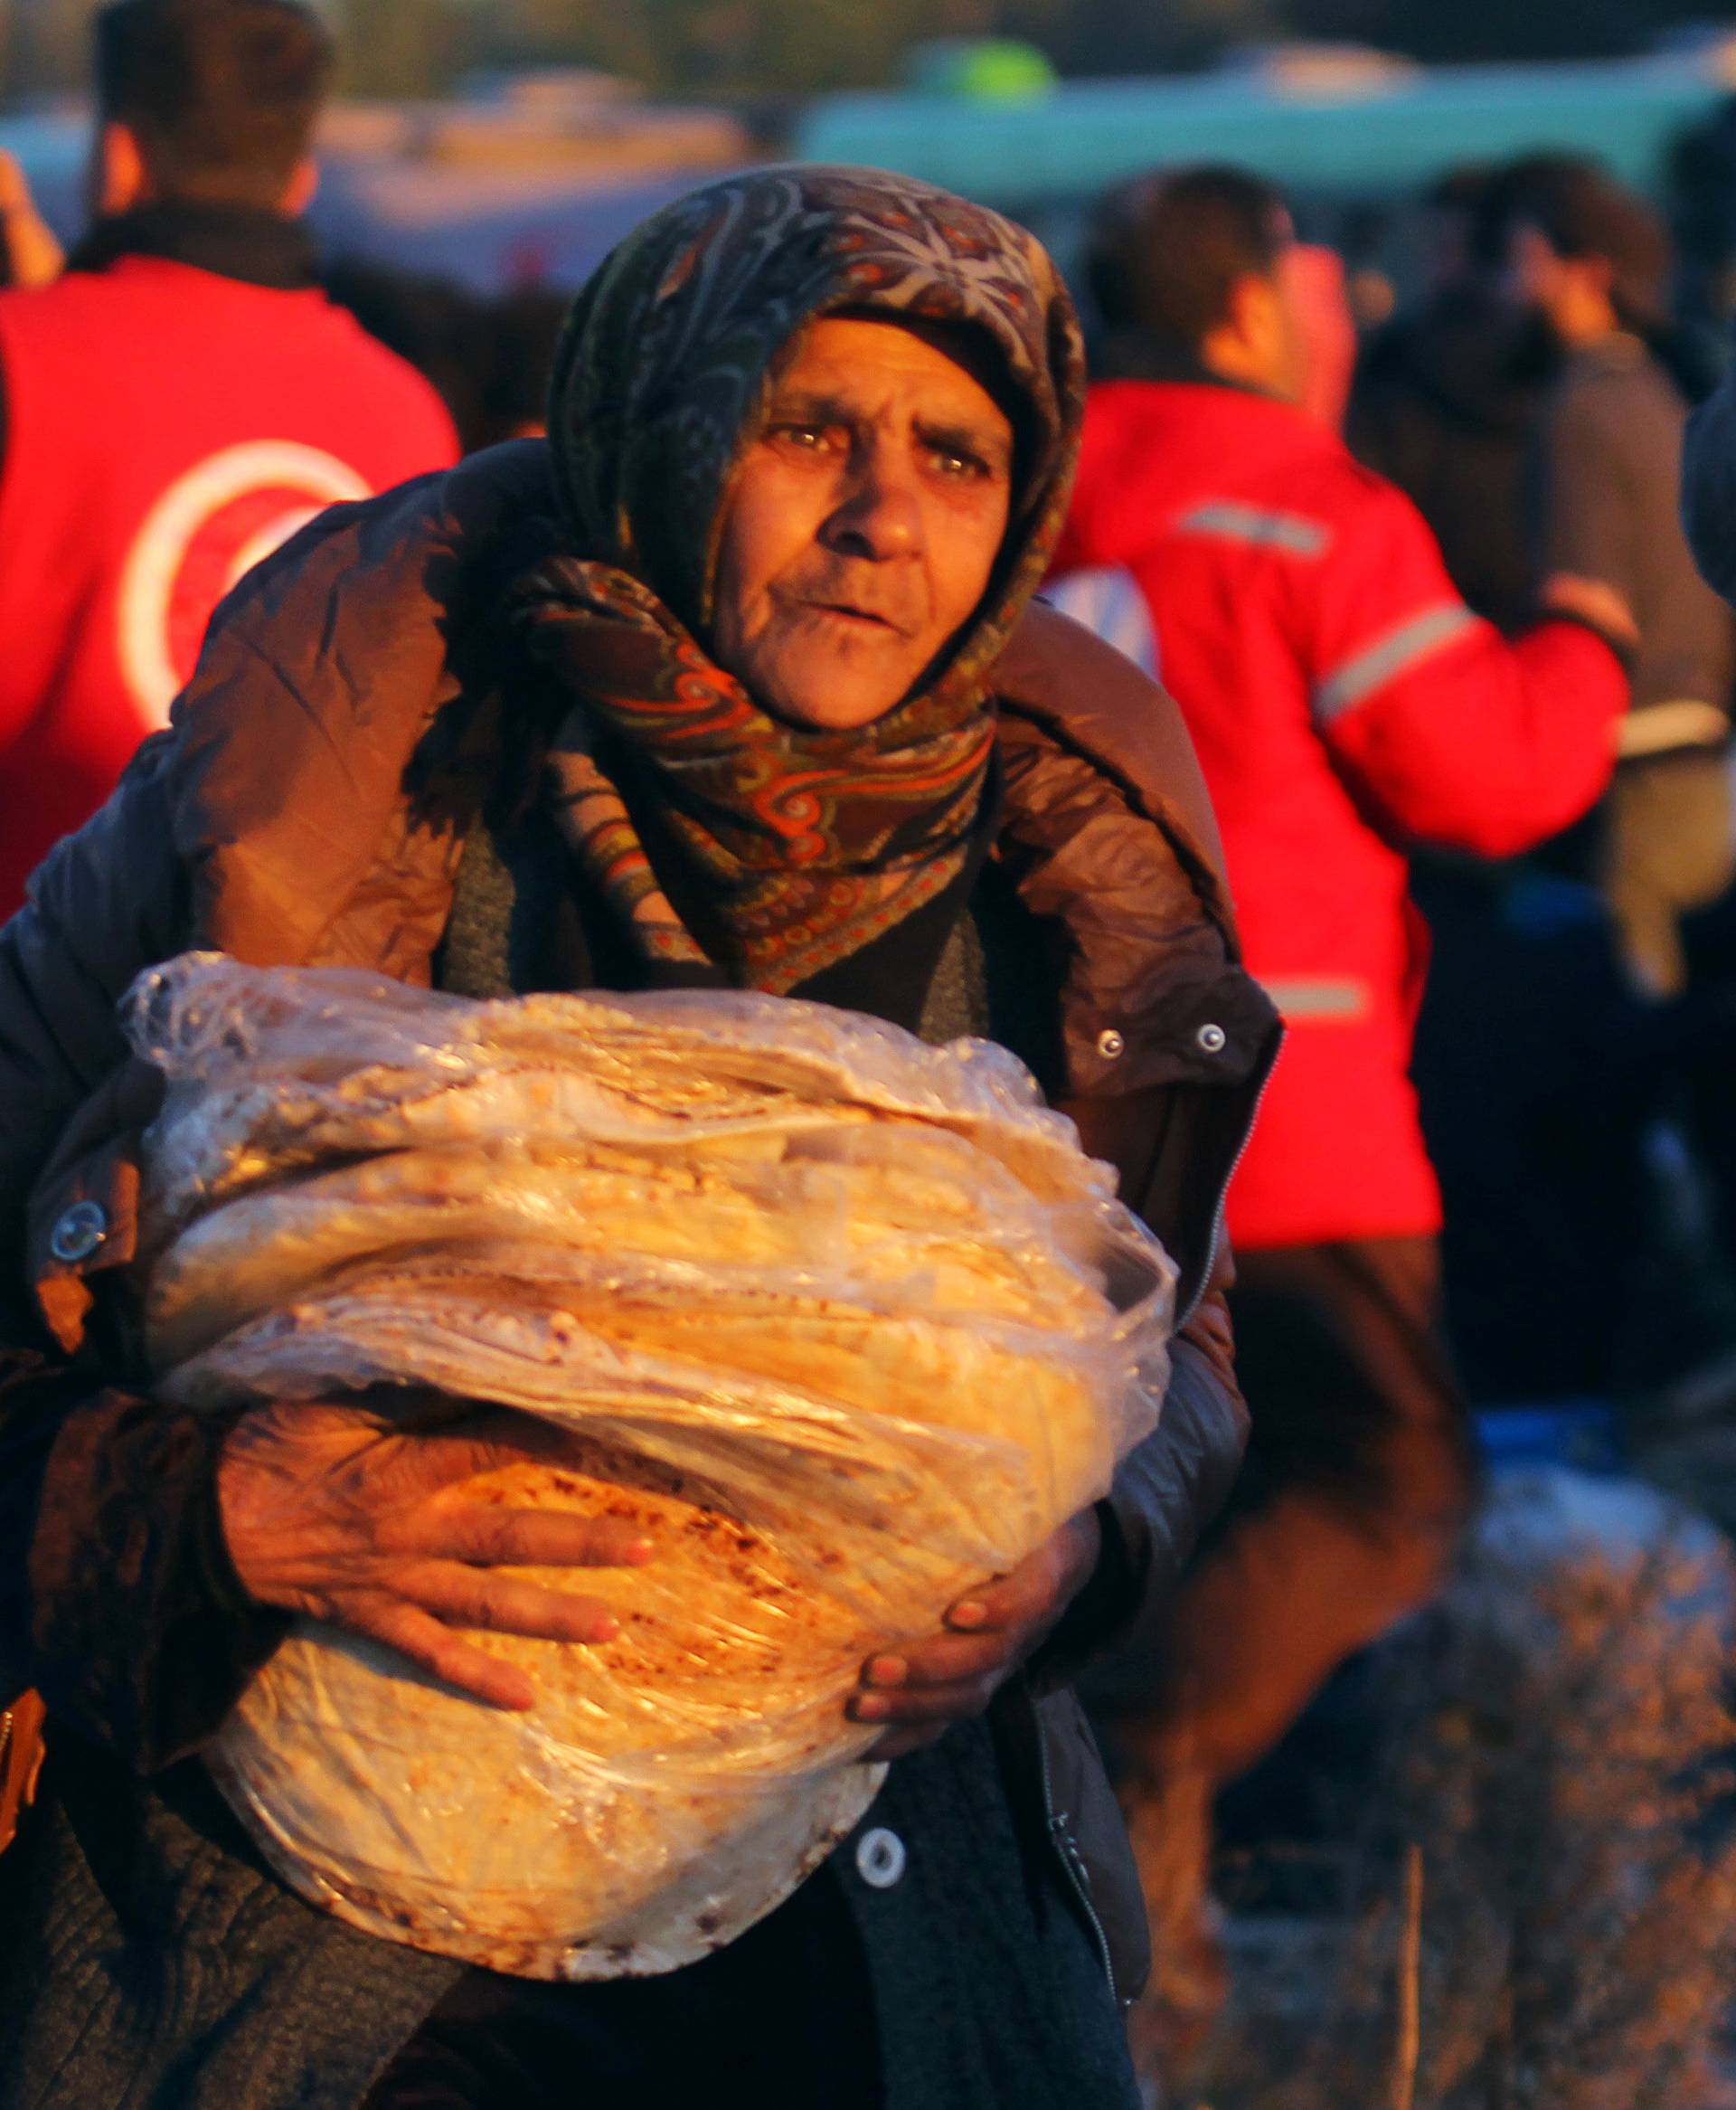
[117,440,373,729]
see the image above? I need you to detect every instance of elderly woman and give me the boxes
[0,168,1278,2109]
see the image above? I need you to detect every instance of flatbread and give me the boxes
[146,1124,1110,1371]
[135,962,1104,1242]
[212,1442,892,1977]
[133,957,1175,1978]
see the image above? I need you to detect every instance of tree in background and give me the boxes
[464,0,998,99]
[463,0,656,89]
[1291,0,1736,63]
[11,0,1736,106]
[337,0,477,99]
[995,0,1282,78]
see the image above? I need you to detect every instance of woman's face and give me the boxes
[712,317,1015,730]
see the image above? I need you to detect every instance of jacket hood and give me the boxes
[1358,289,1554,438]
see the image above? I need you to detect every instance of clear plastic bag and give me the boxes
[127,952,1176,1979]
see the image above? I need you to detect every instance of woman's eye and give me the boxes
[771,423,830,451]
[931,447,989,481]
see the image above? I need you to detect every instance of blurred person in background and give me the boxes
[0,0,458,923]
[1349,166,1552,633]
[320,260,503,449]
[479,287,572,443]
[321,264,570,451]
[1048,163,1634,2081]
[1413,158,1736,1405]
[1360,159,1707,1405]
[1482,156,1736,1004]
[1666,99,1736,357]
[1653,167,1736,1330]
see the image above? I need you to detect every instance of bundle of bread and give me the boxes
[127,951,1176,1980]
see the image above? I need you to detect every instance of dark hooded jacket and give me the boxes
[1349,287,1549,633]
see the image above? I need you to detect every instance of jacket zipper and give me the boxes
[1036,1707,1119,2003]
[1175,1052,1278,1330]
[1040,1038,1280,2000]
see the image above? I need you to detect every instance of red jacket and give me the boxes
[0,253,459,917]
[1052,380,1627,1249]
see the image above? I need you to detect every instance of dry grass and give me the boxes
[1188,1478,1736,2110]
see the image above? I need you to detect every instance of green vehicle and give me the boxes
[797,37,1736,242]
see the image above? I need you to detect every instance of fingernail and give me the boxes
[867,1655,907,1688]
[626,1538,655,1562]
[590,1614,620,1642]
[949,1602,988,1629]
[853,1694,891,1721]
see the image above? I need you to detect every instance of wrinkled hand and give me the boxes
[849,1508,1102,1761]
[0,150,64,289]
[219,1397,652,1709]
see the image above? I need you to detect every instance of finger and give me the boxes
[393,1564,624,1645]
[847,1673,1003,1729]
[344,1596,537,1710]
[861,1629,1024,1691]
[946,1548,1059,1633]
[416,1505,654,1571]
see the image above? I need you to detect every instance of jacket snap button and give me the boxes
[48,1201,108,1265]
[1096,1028,1126,1059]
[1195,1022,1228,1055]
[855,1826,907,1889]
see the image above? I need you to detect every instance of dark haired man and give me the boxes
[1084,166,1303,397]
[0,0,458,920]
[1050,163,1635,2075]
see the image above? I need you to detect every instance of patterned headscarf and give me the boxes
[513,164,1085,994]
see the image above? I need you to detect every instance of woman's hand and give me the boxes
[848,1508,1102,1761]
[218,1398,653,1709]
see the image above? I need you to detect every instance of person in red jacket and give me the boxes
[1049,165,1633,2077]
[0,0,459,920]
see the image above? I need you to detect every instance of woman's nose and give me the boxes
[824,452,923,560]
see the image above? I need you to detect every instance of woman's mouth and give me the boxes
[809,601,898,631]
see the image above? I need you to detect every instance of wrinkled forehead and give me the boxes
[769,309,1025,453]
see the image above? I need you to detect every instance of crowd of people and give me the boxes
[5,0,1736,2105]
